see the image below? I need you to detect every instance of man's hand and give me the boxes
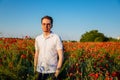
[55,69,60,78]
[34,66,36,74]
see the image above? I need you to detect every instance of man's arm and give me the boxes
[34,50,39,73]
[55,49,64,77]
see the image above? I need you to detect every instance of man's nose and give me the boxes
[45,24,49,27]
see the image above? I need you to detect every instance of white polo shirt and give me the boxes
[35,32,63,73]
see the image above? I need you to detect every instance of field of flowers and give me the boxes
[0,38,120,80]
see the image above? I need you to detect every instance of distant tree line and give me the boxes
[80,30,120,42]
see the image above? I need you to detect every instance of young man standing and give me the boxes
[34,15,64,80]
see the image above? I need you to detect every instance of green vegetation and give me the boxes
[80,30,120,42]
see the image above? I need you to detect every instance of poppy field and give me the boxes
[0,38,120,80]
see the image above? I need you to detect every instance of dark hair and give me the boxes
[41,15,53,24]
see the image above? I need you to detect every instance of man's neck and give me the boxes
[43,31,51,38]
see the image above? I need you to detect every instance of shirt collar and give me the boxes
[42,31,54,39]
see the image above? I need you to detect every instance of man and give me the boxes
[34,15,64,80]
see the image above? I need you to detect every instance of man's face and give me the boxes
[41,18,52,32]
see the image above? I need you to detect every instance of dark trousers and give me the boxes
[37,73,57,80]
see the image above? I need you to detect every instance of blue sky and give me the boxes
[0,0,120,41]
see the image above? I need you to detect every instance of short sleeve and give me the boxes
[56,36,63,50]
[35,38,38,51]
